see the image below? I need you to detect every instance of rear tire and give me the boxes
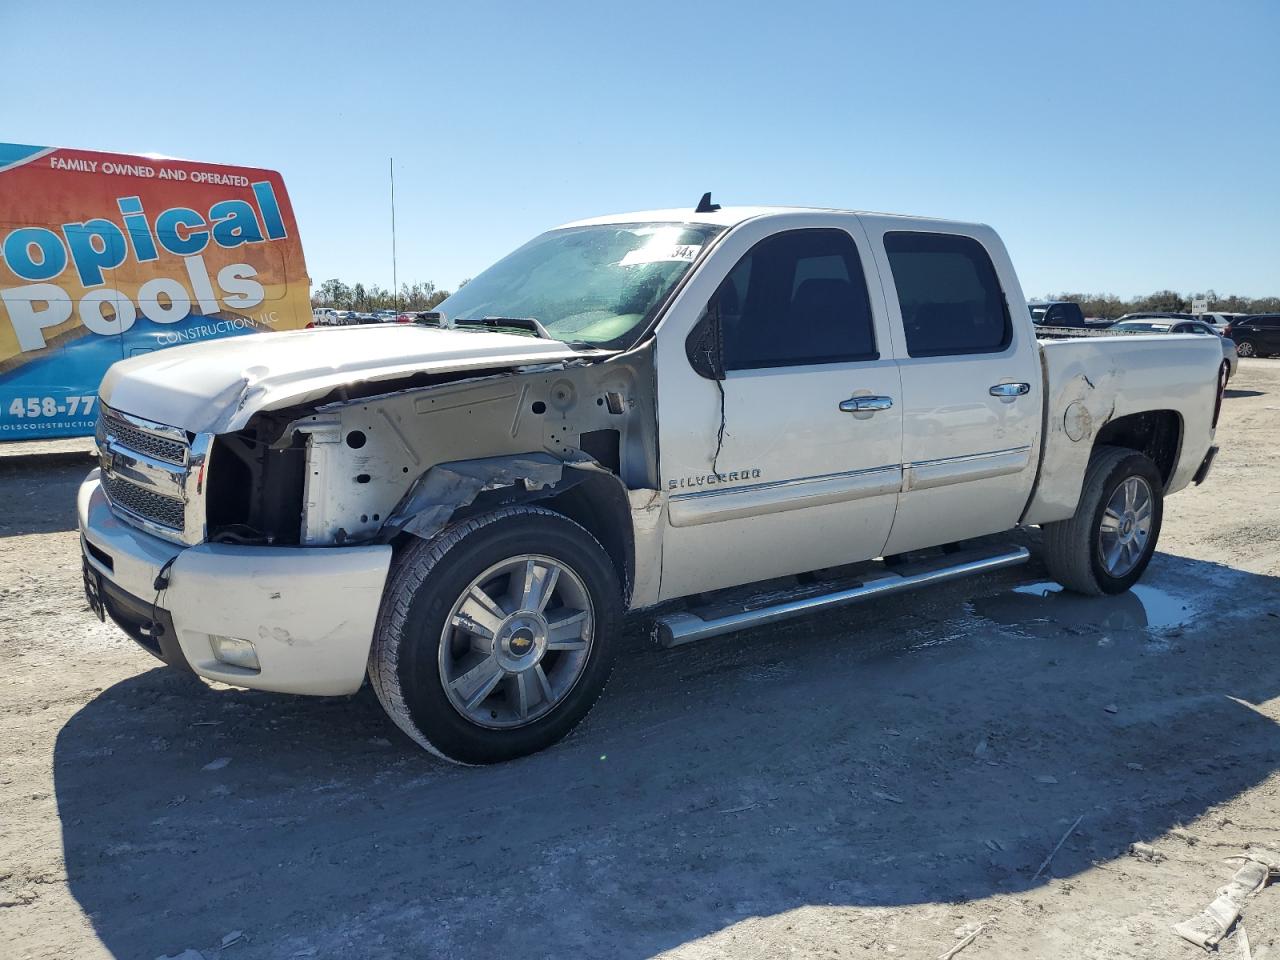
[1041,446,1164,596]
[368,506,622,764]
[1235,339,1257,358]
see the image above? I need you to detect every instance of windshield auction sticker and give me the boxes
[0,143,312,439]
[618,243,702,267]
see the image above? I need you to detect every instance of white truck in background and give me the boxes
[311,307,340,326]
[79,200,1225,764]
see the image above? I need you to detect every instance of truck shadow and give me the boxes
[52,546,1280,959]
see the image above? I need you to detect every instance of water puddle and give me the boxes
[970,581,1196,632]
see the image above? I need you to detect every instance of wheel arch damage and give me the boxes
[1092,409,1183,488]
[381,453,638,605]
[207,344,662,608]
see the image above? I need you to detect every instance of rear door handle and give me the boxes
[989,382,1031,398]
[839,395,893,413]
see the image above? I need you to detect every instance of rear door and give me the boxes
[860,220,1042,555]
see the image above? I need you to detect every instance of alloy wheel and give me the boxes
[1098,476,1154,577]
[438,555,594,729]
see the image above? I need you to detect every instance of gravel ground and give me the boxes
[1,360,1278,960]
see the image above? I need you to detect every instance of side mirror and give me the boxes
[685,299,726,381]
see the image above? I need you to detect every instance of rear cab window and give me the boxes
[882,232,1012,357]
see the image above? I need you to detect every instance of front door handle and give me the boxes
[989,382,1031,398]
[839,395,893,413]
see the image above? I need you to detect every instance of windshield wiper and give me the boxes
[454,316,556,340]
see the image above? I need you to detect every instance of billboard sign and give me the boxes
[0,143,311,439]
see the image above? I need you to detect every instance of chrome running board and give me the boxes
[653,544,1031,648]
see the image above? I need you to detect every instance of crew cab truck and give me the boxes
[79,203,1225,764]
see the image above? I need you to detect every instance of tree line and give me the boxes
[1042,290,1280,319]
[311,279,469,312]
[314,278,1278,320]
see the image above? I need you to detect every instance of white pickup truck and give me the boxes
[79,201,1226,764]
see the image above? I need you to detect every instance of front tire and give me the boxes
[1041,446,1164,596]
[368,506,622,764]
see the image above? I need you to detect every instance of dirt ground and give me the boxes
[2,361,1279,960]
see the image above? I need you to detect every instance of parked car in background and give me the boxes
[1199,312,1246,334]
[1111,318,1237,379]
[1114,312,1196,324]
[1223,315,1280,358]
[312,308,340,326]
[1028,301,1111,328]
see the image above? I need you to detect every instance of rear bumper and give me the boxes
[78,470,393,695]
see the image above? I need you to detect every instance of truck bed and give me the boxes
[1021,332,1223,526]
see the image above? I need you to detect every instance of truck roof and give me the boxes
[559,205,973,230]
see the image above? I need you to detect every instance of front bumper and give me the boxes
[79,470,393,695]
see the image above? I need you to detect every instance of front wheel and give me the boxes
[1041,446,1164,596]
[368,506,621,764]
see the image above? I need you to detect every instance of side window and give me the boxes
[1171,323,1191,333]
[883,232,1012,357]
[716,229,877,370]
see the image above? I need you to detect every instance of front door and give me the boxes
[655,218,903,600]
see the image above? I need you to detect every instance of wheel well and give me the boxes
[433,470,634,607]
[1094,410,1182,486]
[537,474,635,606]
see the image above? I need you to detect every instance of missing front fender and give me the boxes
[381,453,583,542]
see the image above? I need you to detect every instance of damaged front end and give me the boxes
[201,346,663,606]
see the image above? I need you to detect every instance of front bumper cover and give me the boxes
[78,471,393,695]
[82,552,186,668]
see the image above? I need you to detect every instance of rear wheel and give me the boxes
[1235,339,1256,358]
[368,506,621,764]
[1041,446,1164,596]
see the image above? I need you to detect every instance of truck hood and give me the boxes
[99,325,596,434]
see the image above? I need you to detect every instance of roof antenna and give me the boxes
[695,191,720,213]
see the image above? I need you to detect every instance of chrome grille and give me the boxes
[103,473,186,531]
[98,409,187,465]
[96,404,198,542]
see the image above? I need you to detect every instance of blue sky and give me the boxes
[3,0,1277,298]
